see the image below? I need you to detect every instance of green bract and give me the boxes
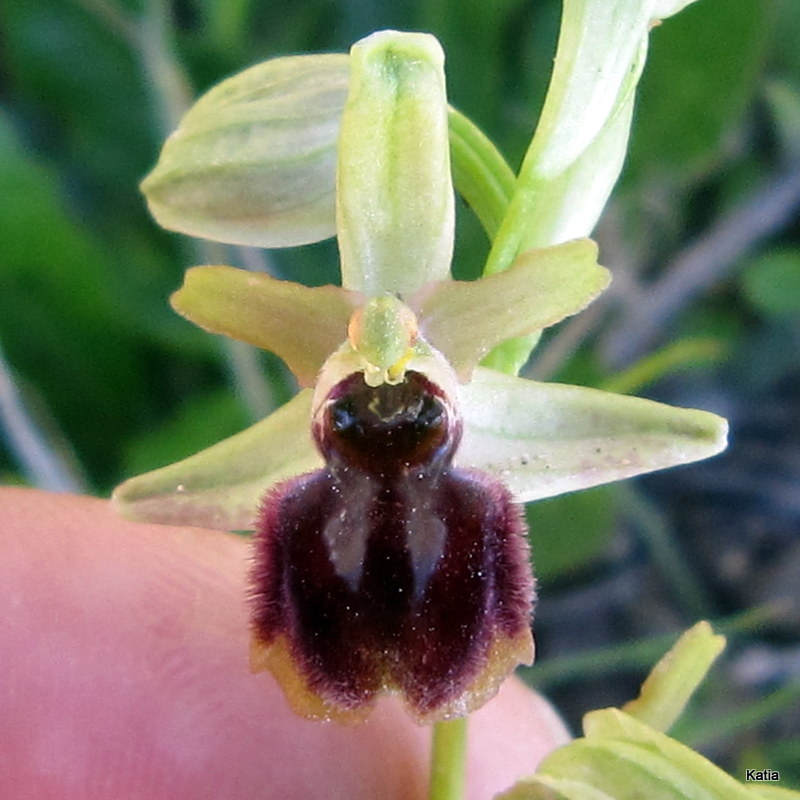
[498,624,791,800]
[486,0,706,266]
[481,0,707,372]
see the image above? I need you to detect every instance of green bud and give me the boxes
[141,54,349,247]
[336,31,454,298]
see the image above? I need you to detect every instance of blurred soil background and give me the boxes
[1,0,798,786]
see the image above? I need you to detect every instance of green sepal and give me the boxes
[336,31,454,297]
[414,239,609,379]
[141,54,349,248]
[170,266,361,387]
[111,390,322,531]
[457,368,728,503]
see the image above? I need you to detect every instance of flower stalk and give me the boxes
[429,717,468,800]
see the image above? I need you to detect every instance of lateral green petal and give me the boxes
[457,368,728,503]
[141,54,349,247]
[171,266,361,387]
[414,239,609,378]
[112,391,322,531]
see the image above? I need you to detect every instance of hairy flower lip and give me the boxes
[250,363,535,723]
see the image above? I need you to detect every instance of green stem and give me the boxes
[448,107,516,240]
[429,717,469,800]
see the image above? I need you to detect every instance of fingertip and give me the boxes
[0,488,567,799]
[0,489,431,799]
[466,677,570,797]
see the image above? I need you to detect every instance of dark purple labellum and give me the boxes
[250,370,535,723]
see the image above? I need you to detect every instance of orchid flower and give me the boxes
[114,27,727,724]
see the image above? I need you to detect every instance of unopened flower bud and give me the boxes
[141,54,348,247]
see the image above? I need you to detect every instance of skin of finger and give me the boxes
[0,488,569,800]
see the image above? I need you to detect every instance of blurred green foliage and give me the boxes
[527,486,617,583]
[2,0,799,786]
[741,249,800,317]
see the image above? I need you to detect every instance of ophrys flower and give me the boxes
[114,30,727,723]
